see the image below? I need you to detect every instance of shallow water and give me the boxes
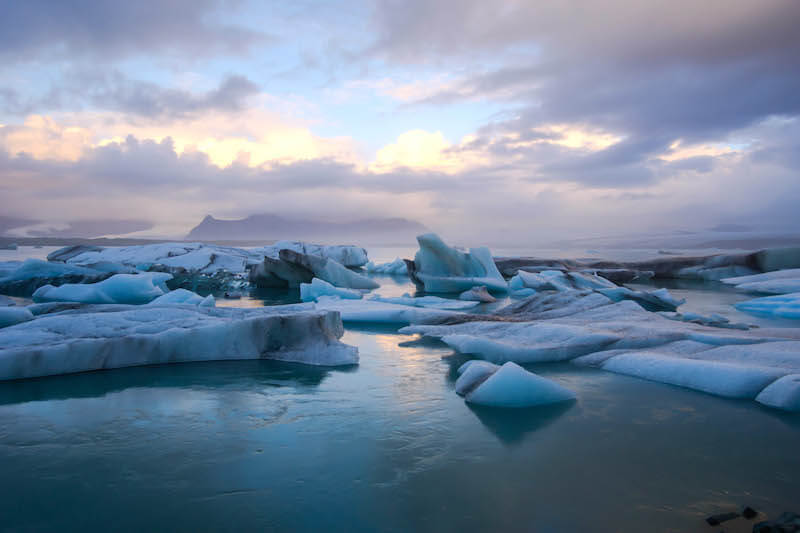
[1,245,799,531]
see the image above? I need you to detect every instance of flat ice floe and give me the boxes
[408,233,507,293]
[300,278,363,302]
[735,292,800,319]
[369,294,480,310]
[0,304,358,380]
[33,273,173,305]
[0,259,115,296]
[365,258,408,275]
[400,291,800,410]
[314,296,463,324]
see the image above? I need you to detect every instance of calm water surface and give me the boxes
[0,245,798,532]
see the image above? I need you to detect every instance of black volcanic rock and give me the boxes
[186,214,426,243]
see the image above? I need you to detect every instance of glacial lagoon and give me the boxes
[0,245,799,532]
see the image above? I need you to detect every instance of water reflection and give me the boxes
[0,359,337,406]
[468,401,576,446]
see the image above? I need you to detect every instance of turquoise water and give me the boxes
[1,246,799,531]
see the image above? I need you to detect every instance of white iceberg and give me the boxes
[32,273,173,305]
[314,296,463,324]
[252,241,368,268]
[365,258,408,275]
[147,289,216,307]
[596,286,684,311]
[455,360,499,395]
[0,258,112,296]
[401,291,800,410]
[735,292,800,319]
[410,233,507,293]
[369,294,479,310]
[0,307,34,329]
[462,362,576,408]
[756,374,800,411]
[721,268,800,286]
[459,286,497,303]
[300,278,363,302]
[278,250,379,290]
[0,304,358,380]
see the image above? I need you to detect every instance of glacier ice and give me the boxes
[314,296,463,324]
[409,233,507,293]
[0,306,34,329]
[596,287,685,312]
[400,290,800,410]
[462,362,576,408]
[369,294,479,310]
[735,292,800,319]
[459,286,497,303]
[365,258,408,275]
[147,289,216,307]
[0,258,113,296]
[32,273,173,305]
[278,250,379,290]
[756,374,800,411]
[252,241,368,268]
[721,269,800,295]
[300,278,363,302]
[0,304,358,380]
[455,360,499,395]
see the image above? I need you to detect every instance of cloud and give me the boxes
[0,0,268,63]
[1,72,260,119]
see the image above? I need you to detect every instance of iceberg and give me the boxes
[596,286,685,312]
[461,362,576,408]
[32,273,173,305]
[455,360,499,395]
[401,291,800,410]
[720,269,800,295]
[300,278,363,302]
[147,289,216,307]
[0,258,113,296]
[756,374,800,411]
[735,292,800,319]
[251,241,368,268]
[369,294,479,310]
[365,258,408,275]
[408,233,507,293]
[459,286,497,303]
[314,296,463,324]
[0,304,358,380]
[0,307,34,329]
[278,250,379,290]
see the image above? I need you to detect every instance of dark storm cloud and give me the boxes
[1,72,260,118]
[0,0,267,62]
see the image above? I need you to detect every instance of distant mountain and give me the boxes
[186,214,428,244]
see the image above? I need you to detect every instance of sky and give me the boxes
[1,0,799,243]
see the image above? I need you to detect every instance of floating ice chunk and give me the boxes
[254,241,368,268]
[459,286,496,303]
[279,250,379,290]
[756,374,800,411]
[300,278,363,302]
[366,258,408,275]
[315,296,462,324]
[601,353,785,399]
[721,268,800,286]
[510,288,537,299]
[733,279,800,295]
[0,305,358,380]
[370,293,479,310]
[455,360,500,395]
[0,258,112,296]
[659,311,750,330]
[410,233,507,293]
[0,307,34,328]
[32,273,173,305]
[735,292,800,319]
[0,295,15,306]
[147,289,215,307]
[596,286,684,311]
[464,362,576,408]
[510,270,616,292]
